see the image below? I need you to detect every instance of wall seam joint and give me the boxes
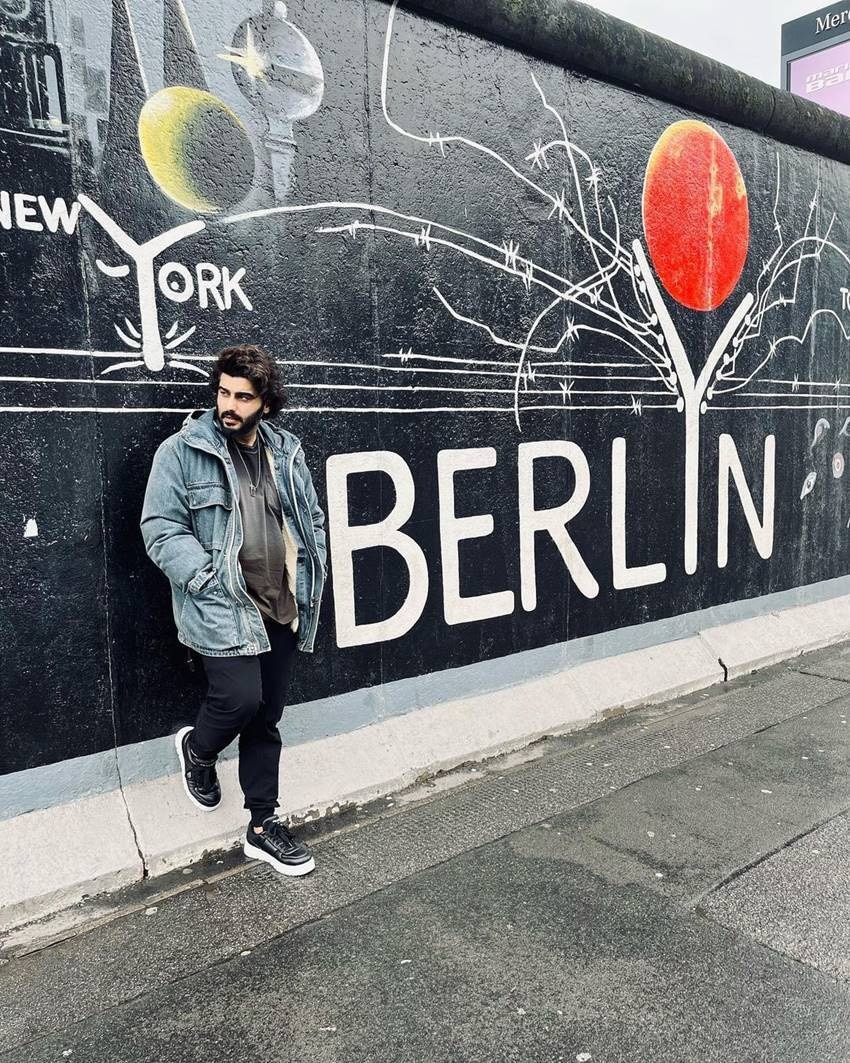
[93,412,147,879]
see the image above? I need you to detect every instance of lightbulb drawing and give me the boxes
[221,2,324,202]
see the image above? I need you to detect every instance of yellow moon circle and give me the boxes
[138,87,255,214]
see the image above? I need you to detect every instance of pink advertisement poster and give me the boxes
[789,38,850,117]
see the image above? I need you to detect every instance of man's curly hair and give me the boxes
[210,345,287,418]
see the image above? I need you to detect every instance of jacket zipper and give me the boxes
[265,446,301,624]
[288,443,320,646]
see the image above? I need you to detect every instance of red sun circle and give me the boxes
[642,120,749,312]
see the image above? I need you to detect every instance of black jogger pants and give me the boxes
[191,618,298,823]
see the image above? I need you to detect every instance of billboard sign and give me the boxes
[782,3,850,116]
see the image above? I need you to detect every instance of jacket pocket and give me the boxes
[178,572,241,653]
[187,483,232,550]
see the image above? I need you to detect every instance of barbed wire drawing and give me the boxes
[4,0,850,573]
[228,0,850,572]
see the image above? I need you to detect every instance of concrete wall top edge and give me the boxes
[405,0,850,166]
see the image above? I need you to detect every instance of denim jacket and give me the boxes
[140,409,327,656]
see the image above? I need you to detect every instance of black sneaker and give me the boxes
[243,816,316,876]
[175,726,221,811]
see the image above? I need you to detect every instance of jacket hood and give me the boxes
[180,408,301,456]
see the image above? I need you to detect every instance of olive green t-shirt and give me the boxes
[228,437,297,627]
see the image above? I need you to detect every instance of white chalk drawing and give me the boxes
[0,13,69,158]
[810,417,831,449]
[798,415,850,500]
[4,0,850,573]
[224,2,325,201]
[80,194,206,372]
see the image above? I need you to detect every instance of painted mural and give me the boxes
[1,0,849,776]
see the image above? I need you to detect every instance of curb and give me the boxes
[2,592,849,934]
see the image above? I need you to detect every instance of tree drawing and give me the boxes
[229,0,847,575]
[80,194,205,373]
[70,0,321,376]
[14,0,850,555]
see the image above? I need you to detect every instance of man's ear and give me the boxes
[264,405,270,416]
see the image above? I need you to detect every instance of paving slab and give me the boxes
[508,700,849,905]
[796,644,850,684]
[0,668,840,1043]
[700,812,850,983]
[1,666,848,1054]
[5,840,849,1063]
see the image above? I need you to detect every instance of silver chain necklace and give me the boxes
[235,440,261,497]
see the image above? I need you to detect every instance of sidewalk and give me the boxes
[2,644,849,1062]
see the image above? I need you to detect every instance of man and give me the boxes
[141,344,326,877]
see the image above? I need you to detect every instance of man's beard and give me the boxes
[216,407,264,439]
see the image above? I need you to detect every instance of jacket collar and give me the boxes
[180,409,301,457]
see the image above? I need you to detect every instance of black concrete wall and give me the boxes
[2,0,849,778]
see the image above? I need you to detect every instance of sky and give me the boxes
[582,0,818,86]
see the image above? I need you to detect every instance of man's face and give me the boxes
[215,373,267,438]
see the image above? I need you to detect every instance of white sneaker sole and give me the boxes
[175,726,220,813]
[243,840,316,877]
